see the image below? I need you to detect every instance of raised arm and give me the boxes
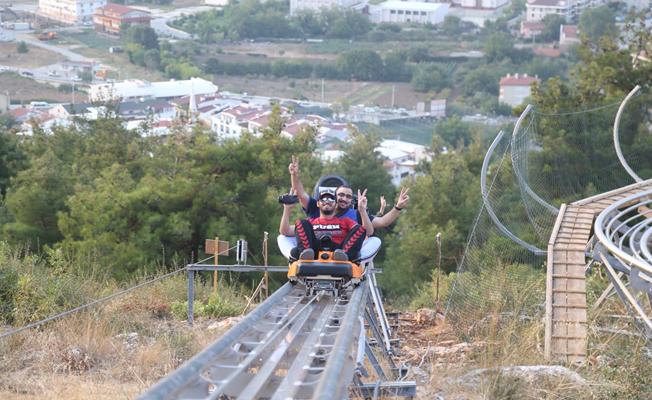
[289,155,310,209]
[357,188,374,237]
[377,195,387,216]
[371,187,410,229]
[279,192,297,236]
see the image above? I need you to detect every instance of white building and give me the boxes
[525,0,607,22]
[290,0,360,16]
[39,0,106,24]
[211,104,269,140]
[376,140,432,187]
[499,73,540,107]
[369,1,450,25]
[89,77,218,102]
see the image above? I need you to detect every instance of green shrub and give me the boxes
[16,41,28,54]
[171,291,243,320]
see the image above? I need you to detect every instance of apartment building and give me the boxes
[93,3,151,35]
[525,0,606,22]
[39,0,106,24]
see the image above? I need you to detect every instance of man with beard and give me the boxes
[279,187,373,261]
[288,155,410,229]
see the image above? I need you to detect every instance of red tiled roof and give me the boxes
[154,120,173,127]
[248,113,270,126]
[9,107,30,118]
[222,105,264,118]
[522,21,545,30]
[283,122,310,137]
[500,74,541,86]
[98,3,148,16]
[562,25,578,38]
[533,47,561,57]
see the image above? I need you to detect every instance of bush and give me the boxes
[171,285,245,319]
[16,41,28,54]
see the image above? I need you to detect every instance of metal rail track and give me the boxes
[139,277,415,399]
[594,189,652,336]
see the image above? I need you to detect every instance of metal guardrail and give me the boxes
[594,189,652,334]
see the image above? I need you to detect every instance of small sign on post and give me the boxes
[205,237,229,293]
[236,239,247,265]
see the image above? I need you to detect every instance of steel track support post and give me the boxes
[188,269,194,326]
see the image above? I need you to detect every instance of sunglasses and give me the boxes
[320,197,336,203]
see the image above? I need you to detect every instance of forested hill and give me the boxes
[0,14,651,304]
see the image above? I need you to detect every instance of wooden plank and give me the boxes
[545,204,566,360]
[205,239,229,255]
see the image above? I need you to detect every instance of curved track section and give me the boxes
[613,85,644,183]
[481,130,546,256]
[594,189,652,335]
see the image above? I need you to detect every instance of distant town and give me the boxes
[0,0,648,184]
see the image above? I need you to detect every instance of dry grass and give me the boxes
[411,271,652,399]
[0,43,65,69]
[0,72,86,103]
[215,75,429,108]
[0,275,248,399]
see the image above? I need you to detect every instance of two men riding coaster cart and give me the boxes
[278,156,410,293]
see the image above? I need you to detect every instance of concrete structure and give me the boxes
[89,78,218,102]
[290,0,359,16]
[369,1,449,25]
[416,99,446,118]
[525,0,607,22]
[38,0,106,24]
[93,3,151,35]
[499,73,540,107]
[0,92,9,113]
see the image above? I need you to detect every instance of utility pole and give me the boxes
[391,84,395,108]
[435,232,442,309]
[321,78,324,103]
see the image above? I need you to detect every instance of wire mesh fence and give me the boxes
[445,87,652,342]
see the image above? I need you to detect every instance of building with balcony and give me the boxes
[93,3,151,35]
